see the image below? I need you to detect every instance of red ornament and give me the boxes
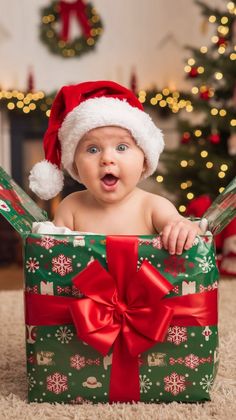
[188,67,198,78]
[200,88,210,100]
[208,133,220,144]
[217,37,227,46]
[181,132,191,144]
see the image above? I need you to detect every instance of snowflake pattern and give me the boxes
[40,236,55,250]
[167,326,187,346]
[47,372,68,394]
[52,254,73,276]
[27,373,36,391]
[70,354,86,370]
[152,236,163,249]
[200,374,214,393]
[164,372,186,396]
[139,374,152,393]
[164,255,186,277]
[55,326,74,344]
[196,256,214,273]
[184,354,200,369]
[26,257,39,273]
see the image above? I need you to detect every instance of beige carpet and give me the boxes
[0,280,235,420]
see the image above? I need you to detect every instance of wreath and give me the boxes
[40,0,103,58]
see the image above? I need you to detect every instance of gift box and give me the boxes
[0,166,219,404]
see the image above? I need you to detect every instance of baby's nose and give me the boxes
[101,159,115,166]
[100,151,115,166]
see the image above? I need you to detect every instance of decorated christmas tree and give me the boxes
[158,0,236,215]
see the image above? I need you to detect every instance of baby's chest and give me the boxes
[74,208,155,235]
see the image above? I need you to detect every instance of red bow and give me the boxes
[70,236,174,402]
[59,0,91,42]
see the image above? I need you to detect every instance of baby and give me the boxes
[29,80,201,255]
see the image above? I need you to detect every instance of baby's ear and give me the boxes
[73,161,78,175]
[142,158,148,174]
[73,162,81,182]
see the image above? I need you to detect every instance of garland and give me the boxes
[0,88,191,117]
[0,90,55,116]
[40,1,103,58]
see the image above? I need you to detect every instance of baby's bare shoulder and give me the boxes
[143,191,175,209]
[53,191,85,229]
[61,191,85,205]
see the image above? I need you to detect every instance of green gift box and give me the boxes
[0,166,219,404]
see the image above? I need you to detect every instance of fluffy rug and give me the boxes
[0,280,235,420]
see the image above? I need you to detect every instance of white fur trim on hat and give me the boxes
[58,97,164,181]
[29,160,64,200]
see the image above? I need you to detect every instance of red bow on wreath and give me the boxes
[59,0,91,42]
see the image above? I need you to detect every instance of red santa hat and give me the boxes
[29,80,164,200]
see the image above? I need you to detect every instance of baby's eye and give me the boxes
[117,144,128,152]
[87,146,99,154]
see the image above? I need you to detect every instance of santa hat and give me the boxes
[29,80,164,200]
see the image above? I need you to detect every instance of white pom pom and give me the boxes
[29,160,64,200]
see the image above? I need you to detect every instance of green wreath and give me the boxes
[40,1,103,58]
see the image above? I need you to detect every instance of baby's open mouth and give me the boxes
[101,174,119,186]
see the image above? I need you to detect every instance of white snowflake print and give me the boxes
[196,256,214,273]
[200,374,214,393]
[152,236,163,249]
[55,326,74,344]
[27,373,36,390]
[164,372,186,396]
[40,236,55,250]
[52,254,73,276]
[193,236,199,246]
[139,374,152,393]
[47,372,68,394]
[167,326,187,346]
[184,354,200,369]
[26,257,39,273]
[70,354,86,370]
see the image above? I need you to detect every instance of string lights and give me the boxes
[0,90,54,116]
[0,87,191,117]
[138,89,193,114]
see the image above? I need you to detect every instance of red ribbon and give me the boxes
[25,236,217,403]
[59,0,91,42]
[0,187,25,214]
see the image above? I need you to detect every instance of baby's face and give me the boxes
[73,126,146,204]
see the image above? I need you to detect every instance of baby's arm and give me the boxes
[151,195,202,255]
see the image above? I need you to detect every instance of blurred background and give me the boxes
[0,0,235,287]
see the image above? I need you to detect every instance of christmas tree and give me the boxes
[158,0,236,215]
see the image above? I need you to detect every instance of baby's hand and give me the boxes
[161,218,202,255]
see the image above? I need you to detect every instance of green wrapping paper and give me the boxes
[24,232,219,403]
[202,176,236,235]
